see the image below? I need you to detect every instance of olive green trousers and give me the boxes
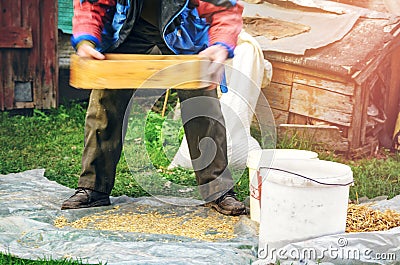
[78,88,234,201]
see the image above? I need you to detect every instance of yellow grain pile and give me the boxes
[346,203,400,233]
[54,207,239,242]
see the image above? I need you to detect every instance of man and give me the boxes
[61,0,246,215]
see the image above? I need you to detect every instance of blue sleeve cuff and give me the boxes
[212,42,235,58]
[71,34,101,50]
[220,70,228,93]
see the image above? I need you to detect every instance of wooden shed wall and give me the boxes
[258,46,400,156]
[0,0,58,110]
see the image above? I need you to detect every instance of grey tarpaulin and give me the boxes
[253,196,400,265]
[253,227,400,265]
[0,169,258,264]
[1,169,399,264]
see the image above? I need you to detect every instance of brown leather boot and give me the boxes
[207,190,246,216]
[61,188,111,210]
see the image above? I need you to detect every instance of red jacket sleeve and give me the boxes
[196,0,244,50]
[72,0,115,46]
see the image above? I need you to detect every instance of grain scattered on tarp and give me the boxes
[346,203,400,233]
[54,206,240,242]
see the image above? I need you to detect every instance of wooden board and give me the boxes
[349,137,379,158]
[271,108,289,125]
[278,124,349,152]
[270,67,293,85]
[70,54,213,89]
[1,0,21,109]
[0,26,33,48]
[288,113,308,125]
[39,0,58,108]
[262,82,291,111]
[293,73,355,96]
[290,83,354,126]
[269,61,351,84]
[385,47,400,138]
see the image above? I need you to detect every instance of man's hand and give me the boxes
[76,42,105,60]
[199,44,229,64]
[199,44,229,89]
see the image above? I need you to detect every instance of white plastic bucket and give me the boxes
[258,159,353,256]
[246,149,319,223]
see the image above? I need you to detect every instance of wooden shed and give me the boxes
[0,1,58,110]
[247,1,400,156]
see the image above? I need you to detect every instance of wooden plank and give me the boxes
[261,82,291,111]
[267,60,352,84]
[349,137,379,158]
[1,0,21,109]
[69,54,213,89]
[39,0,58,108]
[13,1,34,87]
[377,56,391,85]
[0,0,3,109]
[360,74,377,145]
[0,26,33,48]
[0,53,3,110]
[29,0,41,108]
[270,66,293,85]
[10,0,22,108]
[348,84,363,148]
[14,102,35,109]
[58,31,75,69]
[288,113,308,124]
[1,1,11,109]
[293,72,355,96]
[19,0,36,106]
[278,124,349,152]
[384,47,400,138]
[289,83,353,126]
[104,53,201,61]
[271,108,289,125]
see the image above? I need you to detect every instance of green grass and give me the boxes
[0,102,148,199]
[277,133,400,200]
[0,104,85,188]
[346,153,400,201]
[1,101,400,200]
[0,252,101,265]
[0,100,400,263]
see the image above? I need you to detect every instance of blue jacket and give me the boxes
[71,0,243,58]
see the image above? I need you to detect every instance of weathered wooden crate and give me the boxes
[70,54,213,90]
[256,10,400,156]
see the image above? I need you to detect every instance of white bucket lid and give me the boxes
[260,159,353,187]
[246,149,318,170]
